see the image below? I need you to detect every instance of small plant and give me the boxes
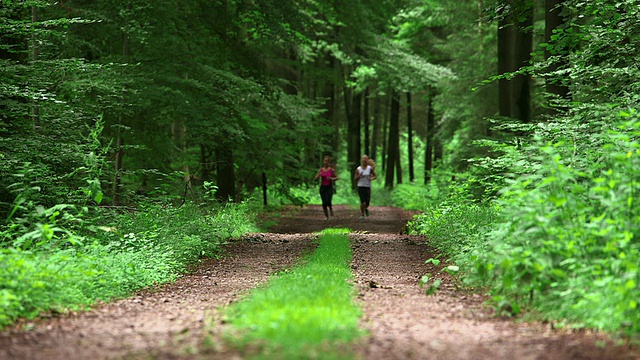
[419,273,442,295]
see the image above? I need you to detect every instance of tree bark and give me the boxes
[371,91,381,162]
[498,3,514,117]
[498,0,533,123]
[345,86,362,190]
[510,2,533,123]
[385,91,400,189]
[406,92,414,183]
[545,0,570,115]
[30,6,39,129]
[200,144,213,182]
[395,145,403,185]
[112,135,123,206]
[381,93,389,169]
[172,119,190,185]
[434,138,443,163]
[425,91,435,184]
[364,87,370,156]
[112,31,130,206]
[322,55,336,152]
[215,145,235,202]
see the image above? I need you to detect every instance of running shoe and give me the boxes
[365,209,370,217]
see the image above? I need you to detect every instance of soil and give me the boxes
[0,204,638,360]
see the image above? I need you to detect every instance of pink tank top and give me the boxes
[319,168,334,186]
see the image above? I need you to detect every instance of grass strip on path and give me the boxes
[224,228,361,359]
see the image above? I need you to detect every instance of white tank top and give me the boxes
[357,165,373,188]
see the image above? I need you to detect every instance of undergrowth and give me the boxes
[0,201,257,328]
[403,113,640,338]
[222,228,361,359]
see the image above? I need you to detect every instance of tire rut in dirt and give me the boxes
[350,233,639,360]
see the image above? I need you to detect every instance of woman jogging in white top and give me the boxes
[354,154,377,219]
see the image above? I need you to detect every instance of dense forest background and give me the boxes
[2,0,640,339]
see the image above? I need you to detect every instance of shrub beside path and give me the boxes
[0,204,638,359]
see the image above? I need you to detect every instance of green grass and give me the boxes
[224,228,362,359]
[0,201,258,329]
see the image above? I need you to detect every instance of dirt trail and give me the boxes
[0,204,638,359]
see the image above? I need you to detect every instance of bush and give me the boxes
[0,200,258,329]
[407,112,640,336]
[468,115,640,334]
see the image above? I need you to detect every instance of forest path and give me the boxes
[0,205,637,359]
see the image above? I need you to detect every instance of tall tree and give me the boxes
[345,86,362,189]
[385,90,400,188]
[498,0,533,122]
[544,0,570,115]
[406,92,415,182]
[498,2,515,117]
[370,92,383,163]
[510,1,533,122]
[425,91,435,184]
[364,87,371,156]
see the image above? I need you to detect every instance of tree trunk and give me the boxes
[381,94,389,169]
[172,119,190,185]
[510,2,533,123]
[434,138,443,163]
[406,92,414,183]
[395,145,403,185]
[364,87,370,156]
[498,3,514,117]
[200,144,213,182]
[215,145,235,202]
[385,91,400,189]
[112,135,123,205]
[30,6,39,130]
[545,0,570,115]
[113,31,130,206]
[498,1,533,123]
[322,55,336,152]
[345,86,362,190]
[425,91,435,184]
[371,91,381,162]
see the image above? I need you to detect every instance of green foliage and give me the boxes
[1,117,111,250]
[406,188,499,266]
[409,111,640,335]
[419,273,442,296]
[468,115,640,332]
[224,228,361,359]
[0,201,257,329]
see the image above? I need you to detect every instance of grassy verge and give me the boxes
[0,201,257,328]
[223,228,361,359]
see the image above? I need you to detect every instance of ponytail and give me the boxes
[367,158,376,169]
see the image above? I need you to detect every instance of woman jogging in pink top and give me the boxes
[314,155,339,220]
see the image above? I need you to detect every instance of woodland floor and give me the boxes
[0,204,639,360]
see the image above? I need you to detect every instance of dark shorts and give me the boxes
[320,185,333,206]
[358,186,371,204]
